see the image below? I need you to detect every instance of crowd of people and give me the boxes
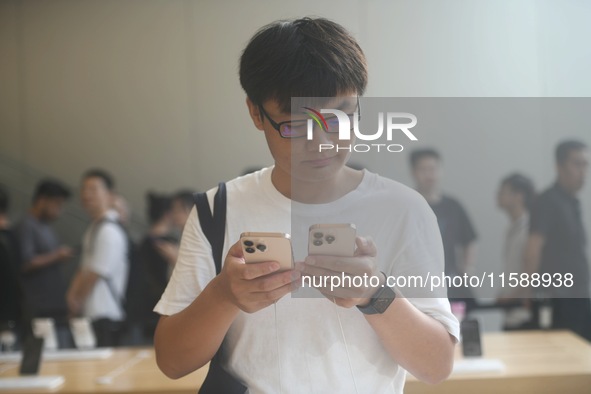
[0,137,589,352]
[0,169,195,348]
[0,143,588,353]
[408,140,590,341]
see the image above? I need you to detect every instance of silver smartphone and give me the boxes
[308,223,357,257]
[240,232,294,271]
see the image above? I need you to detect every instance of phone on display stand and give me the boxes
[461,318,483,357]
[19,336,44,375]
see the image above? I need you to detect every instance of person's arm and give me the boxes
[154,240,179,267]
[457,201,478,275]
[16,221,72,273]
[525,233,545,276]
[154,240,299,379]
[22,246,72,273]
[303,238,455,384]
[525,195,550,276]
[67,222,125,315]
[67,270,99,315]
[458,241,477,276]
[366,297,455,384]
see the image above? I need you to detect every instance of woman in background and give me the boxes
[136,193,179,343]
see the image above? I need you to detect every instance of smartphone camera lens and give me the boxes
[313,239,323,246]
[313,232,323,239]
[245,247,255,254]
[325,235,335,244]
[256,244,267,252]
[243,240,254,247]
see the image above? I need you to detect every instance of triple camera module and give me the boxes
[243,239,267,254]
[312,232,335,246]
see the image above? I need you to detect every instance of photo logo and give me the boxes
[304,106,418,153]
[303,107,329,132]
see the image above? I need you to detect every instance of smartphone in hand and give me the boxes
[240,232,294,272]
[308,224,357,257]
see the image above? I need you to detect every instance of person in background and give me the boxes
[170,190,195,233]
[496,173,536,329]
[410,148,478,311]
[0,185,10,230]
[67,169,128,347]
[526,140,591,341]
[137,192,178,342]
[13,179,74,348]
[0,185,27,345]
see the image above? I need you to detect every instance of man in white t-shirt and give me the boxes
[154,17,459,393]
[67,169,128,347]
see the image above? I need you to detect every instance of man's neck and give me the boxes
[29,206,44,222]
[556,179,577,197]
[419,189,441,204]
[508,205,526,222]
[91,208,109,222]
[271,166,363,204]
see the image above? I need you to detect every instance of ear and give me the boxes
[246,97,265,131]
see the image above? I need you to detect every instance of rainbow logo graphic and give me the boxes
[303,107,328,131]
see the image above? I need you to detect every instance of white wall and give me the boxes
[1,0,590,289]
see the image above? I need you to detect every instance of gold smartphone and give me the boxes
[240,232,294,271]
[308,223,357,257]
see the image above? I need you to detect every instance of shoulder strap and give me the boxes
[194,183,227,275]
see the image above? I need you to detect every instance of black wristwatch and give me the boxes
[357,273,397,315]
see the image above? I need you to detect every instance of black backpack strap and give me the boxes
[194,183,246,394]
[194,182,227,275]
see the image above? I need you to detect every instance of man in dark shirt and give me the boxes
[0,185,23,327]
[527,140,591,341]
[13,180,73,321]
[410,149,478,309]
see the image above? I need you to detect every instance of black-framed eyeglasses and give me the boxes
[258,97,361,139]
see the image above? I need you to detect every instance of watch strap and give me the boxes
[357,273,396,314]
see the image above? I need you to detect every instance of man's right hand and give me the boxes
[212,240,300,313]
[56,246,74,261]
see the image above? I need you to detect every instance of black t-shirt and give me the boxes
[13,215,68,319]
[530,183,589,297]
[0,228,23,323]
[429,195,477,277]
[138,235,178,325]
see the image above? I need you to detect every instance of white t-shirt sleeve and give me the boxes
[85,223,127,278]
[153,205,217,316]
[387,194,460,341]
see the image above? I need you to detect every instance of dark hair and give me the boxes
[0,184,8,214]
[501,173,536,211]
[33,179,71,202]
[146,192,172,225]
[409,148,441,169]
[239,17,368,113]
[172,190,196,210]
[556,140,587,165]
[83,169,115,191]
